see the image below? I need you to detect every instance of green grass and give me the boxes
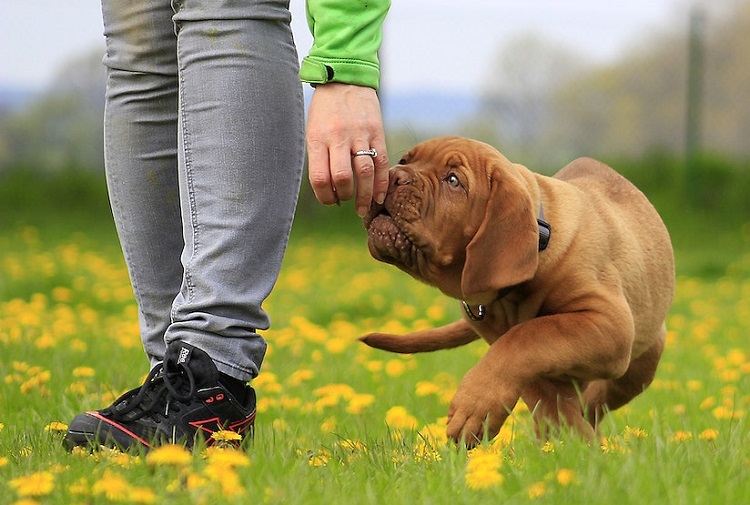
[1,170,749,504]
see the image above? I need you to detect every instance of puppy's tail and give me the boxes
[359,320,479,354]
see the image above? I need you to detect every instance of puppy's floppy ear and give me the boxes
[461,165,539,304]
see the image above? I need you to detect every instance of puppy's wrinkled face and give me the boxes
[363,137,496,296]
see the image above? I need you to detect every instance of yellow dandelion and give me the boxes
[465,467,504,490]
[186,472,208,491]
[251,372,279,389]
[413,437,443,463]
[713,406,745,420]
[720,369,741,382]
[527,481,547,498]
[70,446,89,458]
[146,444,193,467]
[556,468,576,486]
[0,456,8,468]
[321,416,337,433]
[129,487,157,504]
[415,381,440,396]
[9,471,55,497]
[308,449,330,467]
[600,437,628,454]
[314,394,339,411]
[686,380,702,391]
[204,447,251,468]
[285,369,314,387]
[34,333,56,349]
[72,366,96,378]
[384,359,406,377]
[426,304,445,321]
[71,339,87,352]
[313,383,355,401]
[325,337,348,354]
[347,393,375,415]
[419,422,449,447]
[9,500,41,505]
[279,395,301,411]
[541,441,556,453]
[699,396,716,410]
[12,361,30,373]
[699,429,719,441]
[96,447,138,468]
[203,465,246,497]
[257,396,272,413]
[51,286,73,302]
[44,421,69,432]
[338,439,368,463]
[211,429,242,443]
[365,360,383,373]
[727,349,747,366]
[390,448,409,465]
[623,426,647,442]
[92,470,131,501]
[67,381,88,395]
[385,406,418,430]
[68,477,90,496]
[466,446,502,473]
[393,303,417,319]
[670,431,693,442]
[0,422,4,431]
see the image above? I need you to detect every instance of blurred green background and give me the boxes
[1,1,748,280]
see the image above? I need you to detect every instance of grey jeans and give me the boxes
[100,0,305,381]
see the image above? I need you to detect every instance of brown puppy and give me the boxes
[361,136,674,446]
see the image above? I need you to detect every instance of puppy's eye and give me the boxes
[398,158,407,165]
[446,173,461,188]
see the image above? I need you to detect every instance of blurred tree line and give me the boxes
[466,0,750,169]
[0,50,105,174]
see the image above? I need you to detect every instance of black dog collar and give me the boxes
[537,203,551,252]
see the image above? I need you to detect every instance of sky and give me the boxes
[0,0,693,95]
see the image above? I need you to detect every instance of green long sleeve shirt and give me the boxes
[300,0,391,90]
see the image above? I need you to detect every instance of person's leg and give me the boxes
[100,1,182,368]
[167,0,304,381]
[64,0,304,451]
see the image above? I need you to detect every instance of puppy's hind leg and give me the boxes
[583,326,666,428]
[522,379,596,442]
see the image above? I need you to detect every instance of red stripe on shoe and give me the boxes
[86,411,152,448]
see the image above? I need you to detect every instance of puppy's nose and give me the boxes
[391,168,412,187]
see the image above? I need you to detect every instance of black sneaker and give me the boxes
[63,342,256,451]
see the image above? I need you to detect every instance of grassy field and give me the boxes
[0,173,749,504]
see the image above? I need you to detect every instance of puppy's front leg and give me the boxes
[446,356,522,446]
[446,306,634,445]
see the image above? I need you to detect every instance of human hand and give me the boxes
[306,83,389,217]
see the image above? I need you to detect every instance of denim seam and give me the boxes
[174,53,199,322]
[214,356,256,380]
[103,76,146,321]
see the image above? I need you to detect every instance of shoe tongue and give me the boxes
[167,342,220,389]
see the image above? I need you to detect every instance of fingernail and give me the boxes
[376,192,386,205]
[357,206,368,218]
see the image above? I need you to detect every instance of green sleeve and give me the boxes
[300,0,391,89]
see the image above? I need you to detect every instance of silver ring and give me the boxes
[353,148,378,158]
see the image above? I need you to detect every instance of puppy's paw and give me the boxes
[445,366,520,447]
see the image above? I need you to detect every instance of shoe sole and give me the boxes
[63,411,153,451]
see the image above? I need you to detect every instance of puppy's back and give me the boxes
[554,157,675,351]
